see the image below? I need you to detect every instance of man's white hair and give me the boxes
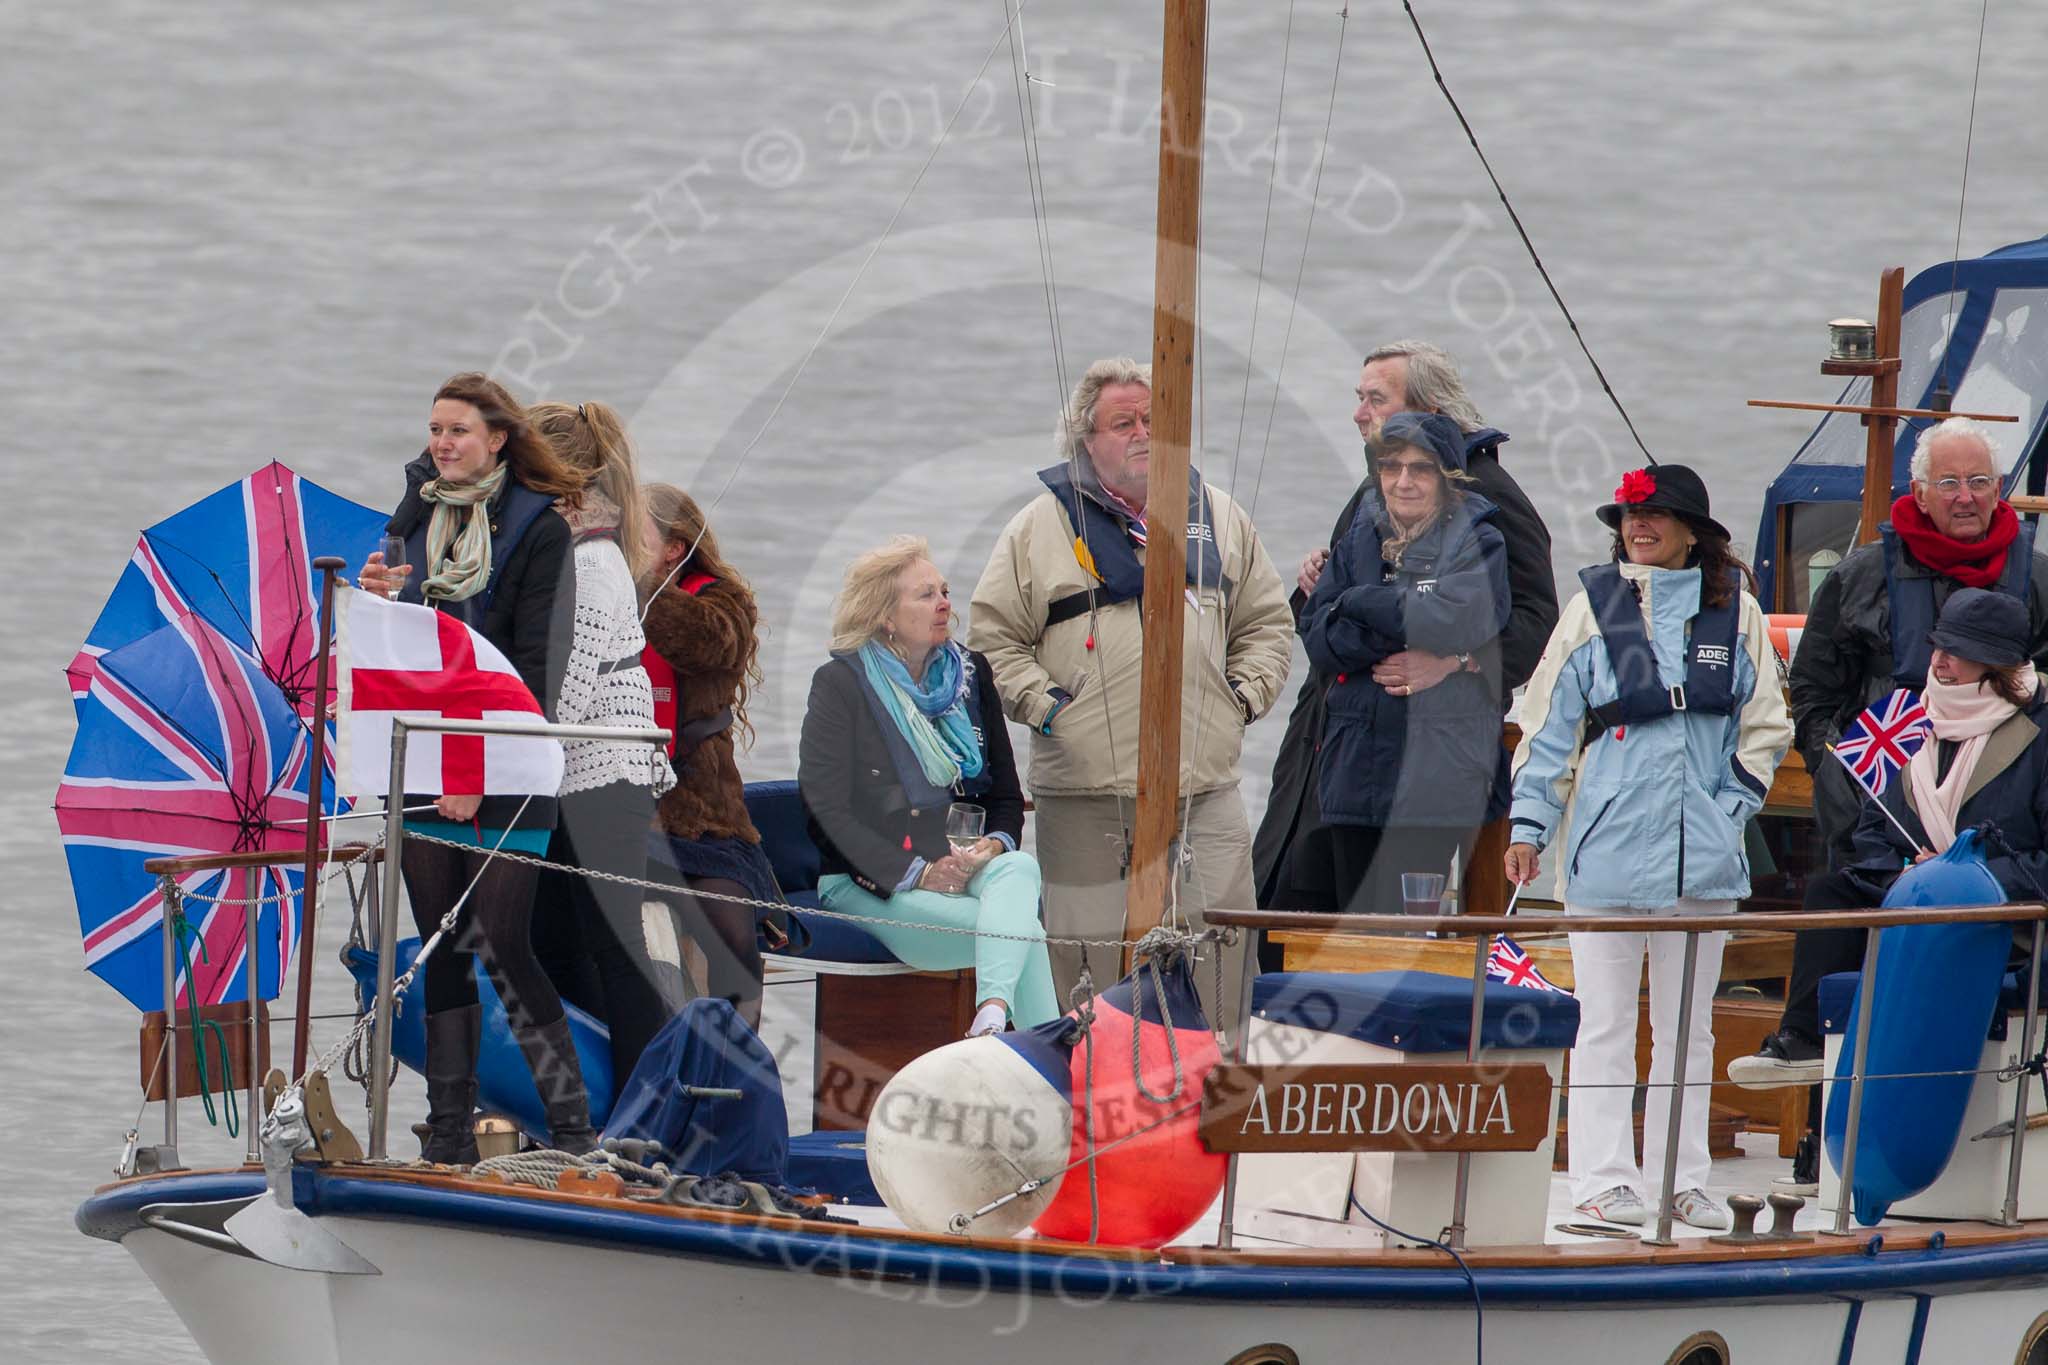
[1059,356,1152,461]
[1909,415,2002,484]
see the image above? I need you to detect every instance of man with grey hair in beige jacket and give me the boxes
[968,356,1293,1024]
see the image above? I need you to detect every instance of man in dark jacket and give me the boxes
[1792,417,2048,866]
[1253,340,1558,912]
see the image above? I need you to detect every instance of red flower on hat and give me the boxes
[1616,469,1657,504]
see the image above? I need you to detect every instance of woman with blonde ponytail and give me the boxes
[527,399,680,1086]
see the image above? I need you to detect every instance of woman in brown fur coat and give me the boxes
[640,483,776,1025]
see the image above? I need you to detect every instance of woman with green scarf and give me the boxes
[799,536,1057,1035]
[357,371,600,1162]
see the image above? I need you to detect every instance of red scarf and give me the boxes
[1889,493,2020,589]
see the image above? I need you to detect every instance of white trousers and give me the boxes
[1565,897,1732,1205]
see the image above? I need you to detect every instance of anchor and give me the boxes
[219,1089,379,1275]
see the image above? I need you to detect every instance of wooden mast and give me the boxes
[1123,0,1207,969]
[1853,267,1908,546]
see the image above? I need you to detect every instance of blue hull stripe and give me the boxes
[76,1171,2048,1308]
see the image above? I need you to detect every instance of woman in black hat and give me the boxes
[1504,464,1792,1229]
[1729,587,2048,1183]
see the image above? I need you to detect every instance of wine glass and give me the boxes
[946,803,986,856]
[378,534,407,599]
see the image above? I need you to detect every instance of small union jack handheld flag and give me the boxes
[1833,688,1933,798]
[1486,934,1570,995]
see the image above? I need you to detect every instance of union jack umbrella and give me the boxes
[66,461,387,716]
[1486,934,1570,995]
[56,611,342,1011]
[1833,688,1933,798]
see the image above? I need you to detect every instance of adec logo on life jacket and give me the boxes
[1695,644,1732,669]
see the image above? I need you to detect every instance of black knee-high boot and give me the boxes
[416,1005,482,1165]
[513,1015,599,1155]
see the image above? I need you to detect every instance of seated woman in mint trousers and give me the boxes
[799,535,1057,1036]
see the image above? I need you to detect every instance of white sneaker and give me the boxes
[1574,1185,1648,1226]
[1671,1188,1730,1231]
[966,1002,1009,1038]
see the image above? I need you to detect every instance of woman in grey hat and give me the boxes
[1731,586,2048,1184]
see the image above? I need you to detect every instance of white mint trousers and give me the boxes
[1565,897,1733,1205]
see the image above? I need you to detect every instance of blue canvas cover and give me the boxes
[1822,830,2013,1224]
[1756,235,2048,604]
[603,998,789,1184]
[1252,970,1581,1052]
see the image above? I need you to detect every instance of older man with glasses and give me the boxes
[1733,416,2048,1190]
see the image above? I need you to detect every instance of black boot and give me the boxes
[416,1005,481,1166]
[514,1014,599,1156]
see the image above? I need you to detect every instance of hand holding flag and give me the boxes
[1828,687,1933,851]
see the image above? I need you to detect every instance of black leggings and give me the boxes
[667,875,764,1022]
[403,837,563,1030]
[536,782,683,1082]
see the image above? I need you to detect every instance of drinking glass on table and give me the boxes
[1400,872,1447,917]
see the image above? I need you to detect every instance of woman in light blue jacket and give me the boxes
[1505,465,1791,1232]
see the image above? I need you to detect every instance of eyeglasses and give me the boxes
[1928,474,1998,497]
[1379,458,1441,483]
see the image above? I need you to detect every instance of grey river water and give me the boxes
[3,1,2046,1358]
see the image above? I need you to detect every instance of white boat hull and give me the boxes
[86,1169,2048,1365]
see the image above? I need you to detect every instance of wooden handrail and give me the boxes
[143,844,382,876]
[1206,902,2048,938]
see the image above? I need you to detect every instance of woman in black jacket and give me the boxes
[798,535,1056,1033]
[1296,411,1512,916]
[357,371,598,1162]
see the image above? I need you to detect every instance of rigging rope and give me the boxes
[1398,0,1656,466]
[1936,0,1993,402]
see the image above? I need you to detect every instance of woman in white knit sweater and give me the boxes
[528,400,679,1087]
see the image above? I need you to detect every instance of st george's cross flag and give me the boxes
[1833,688,1933,799]
[333,587,563,799]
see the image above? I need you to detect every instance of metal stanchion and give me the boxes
[1832,928,1884,1235]
[367,721,409,1161]
[160,880,181,1165]
[245,888,262,1164]
[2002,920,2046,1226]
[1215,933,1261,1250]
[1645,930,1703,1247]
[1447,927,1494,1250]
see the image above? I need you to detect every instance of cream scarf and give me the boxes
[1907,663,2037,851]
[420,464,508,602]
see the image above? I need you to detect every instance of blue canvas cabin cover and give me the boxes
[1756,234,2048,610]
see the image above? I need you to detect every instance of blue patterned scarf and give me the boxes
[858,640,985,788]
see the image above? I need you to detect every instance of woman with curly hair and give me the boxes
[639,483,777,1027]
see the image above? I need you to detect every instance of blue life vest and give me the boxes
[1578,562,1739,740]
[1035,463,1230,627]
[1880,520,2035,688]
[832,651,993,808]
[397,480,557,621]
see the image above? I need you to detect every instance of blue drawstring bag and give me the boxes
[602,998,789,1185]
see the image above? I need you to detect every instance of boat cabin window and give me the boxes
[1776,500,1860,613]
[1663,1330,1730,1365]
[2019,1311,2048,1365]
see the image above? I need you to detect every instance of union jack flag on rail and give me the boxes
[1486,934,1570,995]
[1833,688,1932,798]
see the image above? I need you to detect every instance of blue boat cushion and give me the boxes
[744,780,821,892]
[786,1130,883,1205]
[743,780,902,965]
[1821,967,2048,1040]
[1252,970,1580,1053]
